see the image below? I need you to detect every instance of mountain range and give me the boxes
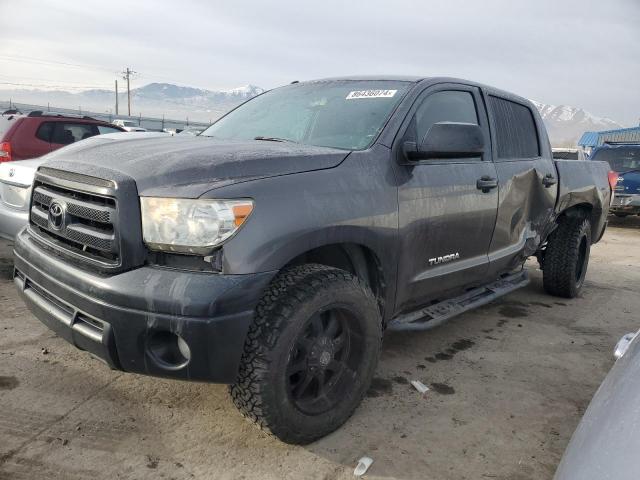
[0,83,265,124]
[530,100,622,147]
[0,82,623,146]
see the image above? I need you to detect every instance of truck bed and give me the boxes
[554,159,611,242]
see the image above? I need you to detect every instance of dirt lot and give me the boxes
[1,218,639,480]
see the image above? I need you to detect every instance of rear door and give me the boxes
[393,84,499,313]
[484,94,558,276]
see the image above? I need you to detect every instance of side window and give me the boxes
[51,122,96,145]
[97,125,123,135]
[489,96,540,159]
[415,90,479,144]
[35,122,55,142]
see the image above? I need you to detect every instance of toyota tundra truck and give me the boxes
[12,77,613,444]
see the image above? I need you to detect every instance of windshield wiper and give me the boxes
[253,136,296,143]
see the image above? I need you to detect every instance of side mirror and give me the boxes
[404,122,485,161]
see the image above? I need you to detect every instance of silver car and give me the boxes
[554,329,640,479]
[0,158,46,240]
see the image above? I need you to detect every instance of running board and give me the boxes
[387,270,529,331]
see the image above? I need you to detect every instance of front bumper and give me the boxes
[610,194,640,215]
[13,228,276,383]
[0,202,28,240]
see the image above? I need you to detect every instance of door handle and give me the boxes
[476,176,498,192]
[542,174,557,187]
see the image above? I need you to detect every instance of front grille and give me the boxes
[30,177,119,265]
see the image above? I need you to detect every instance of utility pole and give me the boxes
[121,67,137,116]
[115,79,119,115]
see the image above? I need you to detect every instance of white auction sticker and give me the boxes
[346,89,397,100]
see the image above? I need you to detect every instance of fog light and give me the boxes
[147,330,191,369]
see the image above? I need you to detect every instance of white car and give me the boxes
[0,158,47,240]
[0,131,169,240]
[112,119,147,132]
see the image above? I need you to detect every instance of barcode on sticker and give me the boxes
[346,89,397,100]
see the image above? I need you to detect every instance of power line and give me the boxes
[0,54,117,73]
[0,73,113,89]
[0,81,113,90]
[0,54,236,94]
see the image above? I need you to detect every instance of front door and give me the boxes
[393,85,499,314]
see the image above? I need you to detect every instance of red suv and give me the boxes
[0,110,125,163]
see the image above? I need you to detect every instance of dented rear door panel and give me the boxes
[488,158,557,274]
[484,90,558,277]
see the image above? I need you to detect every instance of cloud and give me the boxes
[1,0,638,124]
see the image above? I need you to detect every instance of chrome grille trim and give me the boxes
[33,186,114,224]
[29,176,119,265]
[38,167,115,189]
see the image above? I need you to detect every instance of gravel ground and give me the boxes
[1,217,639,480]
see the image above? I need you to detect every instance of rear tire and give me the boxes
[543,216,591,298]
[614,213,629,218]
[229,264,382,444]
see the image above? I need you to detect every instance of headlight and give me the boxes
[140,197,253,254]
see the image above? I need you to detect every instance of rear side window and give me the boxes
[415,90,479,143]
[51,122,97,145]
[489,96,540,159]
[36,122,55,142]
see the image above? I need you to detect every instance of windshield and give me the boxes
[201,80,410,150]
[591,146,640,172]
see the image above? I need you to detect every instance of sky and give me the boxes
[1,0,639,125]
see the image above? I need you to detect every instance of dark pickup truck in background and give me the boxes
[588,143,640,217]
[12,76,613,444]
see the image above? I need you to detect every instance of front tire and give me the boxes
[543,216,591,298]
[229,264,382,444]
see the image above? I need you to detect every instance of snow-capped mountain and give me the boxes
[0,81,624,145]
[0,82,266,122]
[530,100,623,147]
[130,83,264,102]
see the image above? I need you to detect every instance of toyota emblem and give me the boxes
[48,202,65,230]
[8,168,15,178]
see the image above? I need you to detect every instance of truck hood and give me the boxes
[38,133,350,197]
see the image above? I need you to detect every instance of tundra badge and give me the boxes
[429,252,460,266]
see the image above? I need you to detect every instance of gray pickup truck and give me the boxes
[12,76,612,444]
